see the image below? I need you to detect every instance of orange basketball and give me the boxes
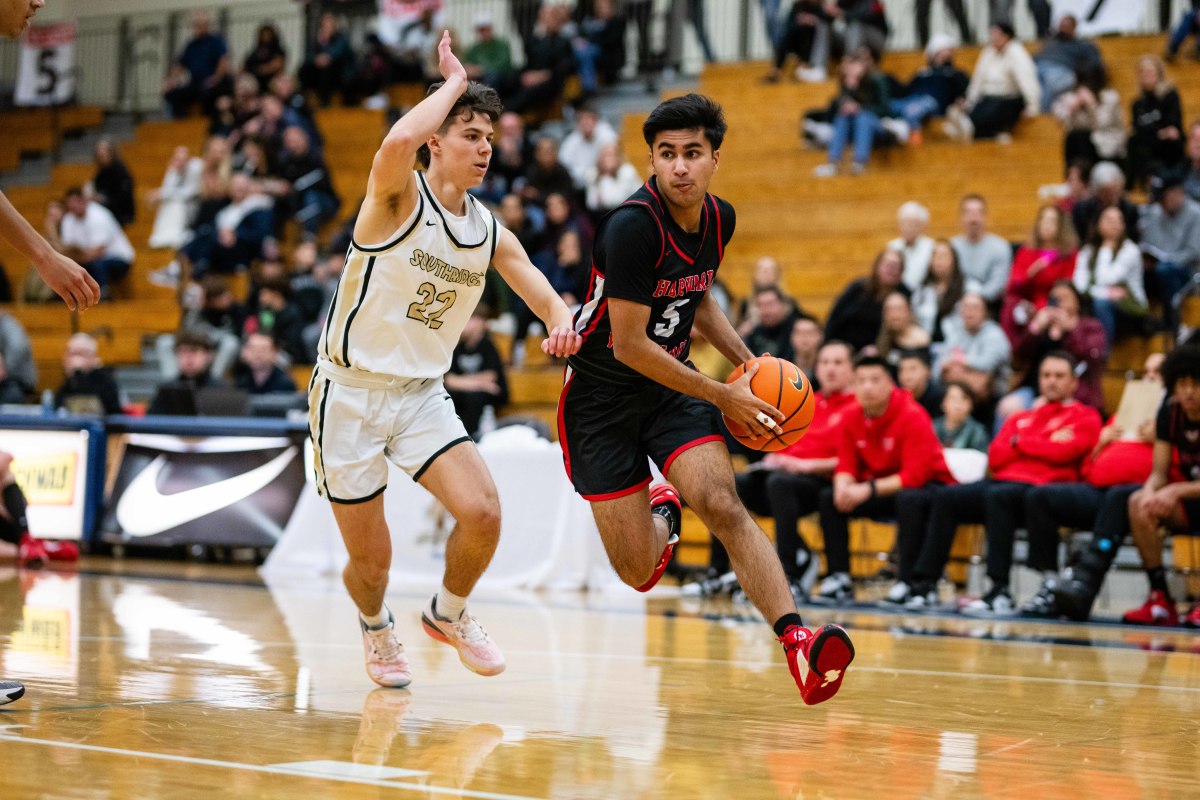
[722,355,816,452]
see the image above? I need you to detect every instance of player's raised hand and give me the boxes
[39,250,101,311]
[720,361,783,438]
[540,326,582,358]
[437,30,468,84]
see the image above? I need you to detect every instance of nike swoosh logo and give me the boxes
[115,447,298,537]
[425,220,436,226]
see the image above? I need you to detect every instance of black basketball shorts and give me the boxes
[557,368,726,500]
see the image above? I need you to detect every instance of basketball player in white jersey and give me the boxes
[309,32,581,688]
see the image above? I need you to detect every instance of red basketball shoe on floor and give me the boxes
[1122,590,1179,626]
[636,484,681,593]
[17,532,48,567]
[779,624,855,706]
[1182,604,1200,629]
[43,540,79,562]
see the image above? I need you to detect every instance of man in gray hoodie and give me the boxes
[1142,171,1200,329]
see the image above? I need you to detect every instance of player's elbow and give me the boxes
[377,132,419,162]
[610,336,640,366]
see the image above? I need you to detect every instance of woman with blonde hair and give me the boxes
[1129,54,1184,189]
[1000,204,1079,343]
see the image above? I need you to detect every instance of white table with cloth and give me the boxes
[262,426,629,590]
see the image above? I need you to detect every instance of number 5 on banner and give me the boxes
[15,21,77,107]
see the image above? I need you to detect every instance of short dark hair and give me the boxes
[854,353,891,373]
[820,339,854,358]
[1163,345,1200,393]
[755,285,787,303]
[959,193,986,210]
[642,93,727,150]
[944,380,977,407]
[64,186,84,200]
[1040,349,1078,372]
[898,351,932,368]
[176,329,215,352]
[416,81,504,168]
[991,21,1015,39]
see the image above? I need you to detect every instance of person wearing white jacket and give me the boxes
[148,146,203,249]
[944,22,1040,142]
[1074,205,1147,342]
[584,143,644,216]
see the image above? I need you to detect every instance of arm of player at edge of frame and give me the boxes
[608,295,782,438]
[489,226,580,358]
[0,189,100,311]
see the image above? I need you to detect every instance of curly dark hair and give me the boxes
[416,81,504,168]
[642,93,727,150]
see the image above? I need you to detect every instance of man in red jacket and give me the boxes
[911,351,1102,616]
[691,341,858,599]
[812,354,957,605]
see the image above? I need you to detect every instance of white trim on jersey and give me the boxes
[574,275,606,335]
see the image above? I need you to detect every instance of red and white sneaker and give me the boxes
[1121,590,1180,626]
[421,595,506,677]
[779,624,855,706]
[17,532,48,568]
[360,608,413,688]
[1183,604,1200,629]
[636,483,682,593]
[43,540,79,562]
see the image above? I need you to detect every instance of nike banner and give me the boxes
[101,433,307,548]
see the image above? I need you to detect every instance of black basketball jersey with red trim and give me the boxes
[566,177,736,385]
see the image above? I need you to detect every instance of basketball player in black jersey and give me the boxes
[558,95,854,705]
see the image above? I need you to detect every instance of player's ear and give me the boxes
[712,149,720,171]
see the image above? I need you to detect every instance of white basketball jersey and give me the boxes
[319,171,497,379]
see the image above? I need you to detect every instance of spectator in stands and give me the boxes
[522,137,576,207]
[1070,161,1139,244]
[790,315,824,384]
[825,248,907,351]
[744,286,801,361]
[1020,358,1163,618]
[934,381,989,452]
[0,310,34,398]
[1043,158,1092,216]
[277,126,339,237]
[148,330,224,414]
[244,24,287,93]
[699,340,858,599]
[163,11,233,119]
[737,256,789,336]
[389,6,441,84]
[585,143,643,219]
[943,22,1039,143]
[497,193,543,255]
[463,14,514,92]
[445,309,509,438]
[484,112,535,200]
[991,0,1051,39]
[813,51,891,178]
[763,1,831,83]
[914,1,972,48]
[196,135,233,227]
[352,33,394,108]
[1053,63,1125,169]
[572,0,626,95]
[888,35,970,145]
[890,201,934,290]
[300,250,345,355]
[1074,205,1147,342]
[827,0,888,60]
[0,354,25,404]
[912,239,964,340]
[908,351,1101,614]
[813,353,956,605]
[1005,280,1107,416]
[951,194,1011,307]
[1165,0,1200,62]
[157,276,246,380]
[898,351,942,418]
[148,146,203,251]
[1128,55,1185,190]
[1185,122,1200,203]
[559,105,618,189]
[300,12,355,107]
[1032,13,1101,112]
[507,5,575,115]
[182,173,274,278]
[1000,204,1079,342]
[54,333,121,415]
[875,292,931,366]
[235,332,297,395]
[376,0,443,51]
[59,187,134,298]
[90,138,135,227]
[936,292,1012,408]
[244,278,308,364]
[1142,170,1200,332]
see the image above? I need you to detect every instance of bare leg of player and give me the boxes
[590,490,670,588]
[416,443,506,676]
[332,496,412,688]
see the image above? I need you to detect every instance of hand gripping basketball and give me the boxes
[722,355,816,452]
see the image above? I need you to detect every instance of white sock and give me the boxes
[434,585,468,621]
[360,604,390,630]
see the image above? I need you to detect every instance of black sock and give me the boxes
[1,483,28,545]
[1148,566,1171,596]
[773,613,804,638]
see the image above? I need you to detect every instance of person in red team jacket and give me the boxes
[811,354,957,605]
[911,350,1101,616]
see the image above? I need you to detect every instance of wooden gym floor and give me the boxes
[1,561,1198,799]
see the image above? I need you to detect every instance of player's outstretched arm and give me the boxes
[0,190,100,311]
[490,226,580,357]
[693,290,754,366]
[608,297,781,438]
[366,31,468,203]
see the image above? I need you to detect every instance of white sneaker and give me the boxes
[880,117,910,143]
[811,572,853,604]
[360,608,413,688]
[147,260,181,289]
[813,163,839,178]
[421,595,506,677]
[796,66,827,82]
[0,680,24,705]
[882,581,911,606]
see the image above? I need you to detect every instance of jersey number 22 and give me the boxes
[407,282,457,330]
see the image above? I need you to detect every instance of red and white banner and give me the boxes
[16,21,77,106]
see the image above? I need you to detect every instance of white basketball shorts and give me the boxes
[307,360,471,503]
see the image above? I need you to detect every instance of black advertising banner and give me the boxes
[101,433,306,548]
